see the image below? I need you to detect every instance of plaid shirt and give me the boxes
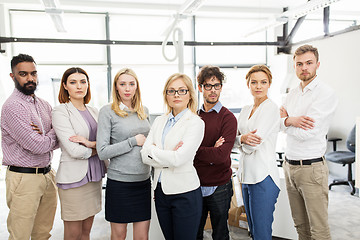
[1,89,58,167]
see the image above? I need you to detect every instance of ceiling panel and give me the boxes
[0,0,358,20]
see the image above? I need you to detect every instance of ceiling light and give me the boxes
[162,0,207,73]
[284,0,341,19]
[41,0,59,9]
[178,0,207,15]
[244,0,341,37]
[40,0,66,32]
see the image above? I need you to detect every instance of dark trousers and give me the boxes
[242,175,280,240]
[197,180,233,240]
[155,183,202,240]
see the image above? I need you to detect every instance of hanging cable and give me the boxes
[162,14,180,62]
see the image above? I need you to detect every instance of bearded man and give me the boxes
[1,53,58,239]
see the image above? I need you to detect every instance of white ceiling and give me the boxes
[0,0,359,19]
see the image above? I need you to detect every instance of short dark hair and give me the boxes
[294,44,319,62]
[58,67,91,104]
[11,54,36,72]
[197,65,225,85]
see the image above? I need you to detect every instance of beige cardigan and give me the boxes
[52,102,98,184]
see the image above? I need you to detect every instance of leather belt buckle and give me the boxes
[8,165,51,174]
[285,157,323,165]
[43,165,51,174]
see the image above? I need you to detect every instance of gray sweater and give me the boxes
[97,104,151,182]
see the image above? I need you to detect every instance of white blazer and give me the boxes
[141,110,205,195]
[52,102,98,184]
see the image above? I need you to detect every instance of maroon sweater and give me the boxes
[194,106,237,186]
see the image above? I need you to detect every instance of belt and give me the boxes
[285,157,323,165]
[8,165,51,174]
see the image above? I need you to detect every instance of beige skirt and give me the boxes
[58,181,102,221]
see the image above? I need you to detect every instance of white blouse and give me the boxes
[237,98,280,188]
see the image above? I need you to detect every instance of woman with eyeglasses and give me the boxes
[141,73,205,240]
[236,65,280,240]
[96,68,151,240]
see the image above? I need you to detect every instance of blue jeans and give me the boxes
[197,180,233,240]
[155,183,202,240]
[242,175,280,240]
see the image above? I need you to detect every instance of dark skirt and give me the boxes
[105,177,151,223]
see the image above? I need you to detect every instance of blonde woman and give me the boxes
[237,65,280,240]
[52,67,106,240]
[141,73,205,240]
[97,68,151,240]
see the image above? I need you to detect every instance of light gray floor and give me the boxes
[1,166,359,240]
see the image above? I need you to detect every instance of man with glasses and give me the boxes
[194,65,237,240]
[1,54,58,239]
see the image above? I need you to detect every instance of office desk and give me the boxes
[232,155,297,240]
[272,168,297,239]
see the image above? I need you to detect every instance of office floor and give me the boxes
[0,166,359,240]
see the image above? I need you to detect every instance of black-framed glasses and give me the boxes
[202,83,222,91]
[166,89,189,96]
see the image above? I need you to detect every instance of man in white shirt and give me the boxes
[280,44,337,240]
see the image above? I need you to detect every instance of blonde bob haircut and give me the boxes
[245,65,272,87]
[111,68,147,120]
[163,73,198,114]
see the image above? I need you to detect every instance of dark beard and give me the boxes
[14,77,37,95]
[299,72,316,82]
[205,94,219,105]
[206,99,218,104]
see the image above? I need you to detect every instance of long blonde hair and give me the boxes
[111,68,147,120]
[163,73,198,114]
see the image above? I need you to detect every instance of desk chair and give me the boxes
[325,126,356,195]
[276,152,284,167]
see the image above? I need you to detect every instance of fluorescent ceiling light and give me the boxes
[244,16,288,37]
[41,0,59,9]
[40,0,66,32]
[161,0,207,72]
[178,0,207,15]
[49,13,66,32]
[244,0,341,37]
[162,0,207,37]
[284,0,341,19]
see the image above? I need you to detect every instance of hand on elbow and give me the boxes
[135,134,146,146]
[214,136,225,148]
[280,106,288,118]
[173,141,183,151]
[91,148,97,157]
[287,116,315,130]
[241,130,261,146]
[31,122,43,135]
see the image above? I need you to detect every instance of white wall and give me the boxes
[294,29,360,178]
[315,30,360,141]
[0,4,13,105]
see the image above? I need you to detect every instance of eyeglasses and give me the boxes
[166,89,189,96]
[202,83,222,91]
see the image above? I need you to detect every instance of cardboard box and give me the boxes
[239,213,248,229]
[228,174,248,230]
[204,174,248,230]
[228,205,248,229]
[204,213,212,230]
